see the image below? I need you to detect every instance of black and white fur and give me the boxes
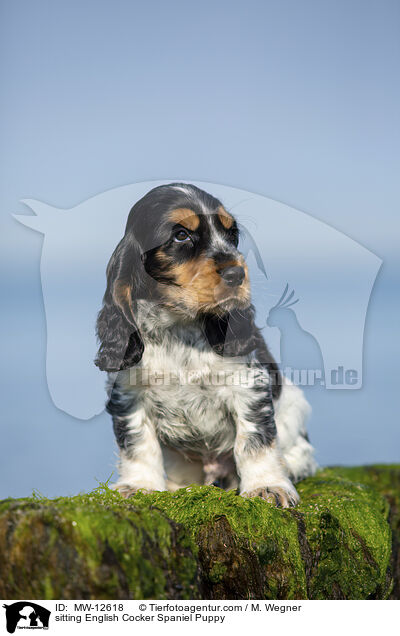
[95,183,317,507]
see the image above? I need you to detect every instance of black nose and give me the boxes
[219,265,245,287]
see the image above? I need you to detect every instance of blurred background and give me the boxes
[0,0,399,498]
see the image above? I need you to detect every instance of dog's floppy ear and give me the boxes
[202,306,282,398]
[95,233,144,372]
[202,306,258,357]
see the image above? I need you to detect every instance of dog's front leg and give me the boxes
[234,392,299,507]
[113,406,166,497]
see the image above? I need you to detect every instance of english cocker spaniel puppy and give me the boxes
[95,183,317,507]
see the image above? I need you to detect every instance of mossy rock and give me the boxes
[0,465,399,600]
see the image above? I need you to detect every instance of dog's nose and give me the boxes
[219,265,246,287]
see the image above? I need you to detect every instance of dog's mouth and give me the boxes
[159,291,251,321]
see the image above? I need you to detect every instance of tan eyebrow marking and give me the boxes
[169,208,200,231]
[217,205,234,229]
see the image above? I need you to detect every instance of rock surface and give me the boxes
[0,465,399,600]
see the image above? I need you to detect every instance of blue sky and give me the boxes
[0,0,399,497]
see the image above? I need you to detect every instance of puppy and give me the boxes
[95,183,317,507]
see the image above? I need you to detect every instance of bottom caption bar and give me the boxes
[1,599,397,634]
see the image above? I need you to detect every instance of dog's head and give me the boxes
[95,183,256,371]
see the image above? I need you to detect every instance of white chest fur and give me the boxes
[117,320,265,456]
[111,304,317,493]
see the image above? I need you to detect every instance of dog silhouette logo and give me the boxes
[3,602,50,633]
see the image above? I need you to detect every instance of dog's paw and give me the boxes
[113,484,155,498]
[241,484,299,508]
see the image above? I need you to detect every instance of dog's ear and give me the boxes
[95,233,144,372]
[202,306,282,397]
[202,306,258,357]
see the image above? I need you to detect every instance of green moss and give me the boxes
[132,485,307,598]
[0,466,398,600]
[321,465,400,599]
[296,470,392,598]
[0,484,199,600]
[130,472,393,599]
[208,562,228,583]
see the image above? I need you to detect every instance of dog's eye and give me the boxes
[174,229,191,243]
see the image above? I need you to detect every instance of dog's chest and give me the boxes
[127,336,252,454]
